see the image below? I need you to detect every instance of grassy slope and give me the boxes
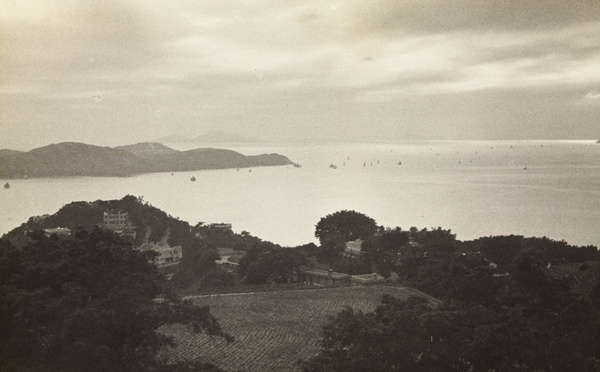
[160,286,420,372]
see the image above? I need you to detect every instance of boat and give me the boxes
[329,164,338,169]
[190,176,196,182]
[293,163,302,168]
[4,182,9,189]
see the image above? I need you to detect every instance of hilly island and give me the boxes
[0,142,292,178]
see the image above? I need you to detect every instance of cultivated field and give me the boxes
[159,285,425,372]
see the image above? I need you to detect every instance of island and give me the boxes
[0,142,292,178]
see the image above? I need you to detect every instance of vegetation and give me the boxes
[315,210,377,245]
[0,229,231,372]
[238,244,307,284]
[304,212,600,371]
[314,210,377,265]
[4,202,600,371]
[4,195,193,248]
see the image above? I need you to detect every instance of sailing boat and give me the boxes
[190,176,196,182]
[4,182,9,189]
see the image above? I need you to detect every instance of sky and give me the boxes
[1,0,599,150]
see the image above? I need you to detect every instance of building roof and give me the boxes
[44,227,71,233]
[300,267,350,280]
[345,239,363,255]
[350,273,386,284]
[104,210,128,215]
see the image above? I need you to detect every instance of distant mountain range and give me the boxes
[154,130,263,144]
[0,142,292,179]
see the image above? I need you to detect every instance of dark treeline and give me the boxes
[0,229,230,372]
[4,202,600,371]
[303,211,600,371]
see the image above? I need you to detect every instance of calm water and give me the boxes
[1,141,599,248]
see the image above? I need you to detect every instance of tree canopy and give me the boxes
[0,229,231,372]
[305,234,600,371]
[305,291,600,372]
[314,210,377,246]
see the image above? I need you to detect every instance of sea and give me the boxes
[1,140,599,248]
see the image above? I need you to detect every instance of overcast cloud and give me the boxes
[1,0,599,149]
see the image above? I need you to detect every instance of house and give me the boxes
[30,214,50,223]
[103,210,136,237]
[343,239,363,258]
[103,210,129,230]
[138,242,182,266]
[43,227,71,237]
[298,267,351,286]
[209,223,233,232]
[215,254,239,272]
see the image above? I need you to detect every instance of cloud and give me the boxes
[1,0,599,147]
[339,0,600,36]
[585,90,600,100]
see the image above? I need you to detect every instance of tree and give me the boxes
[238,244,307,284]
[304,293,600,372]
[303,296,460,372]
[171,237,220,288]
[0,229,231,372]
[314,210,377,246]
[316,234,346,266]
[410,227,457,259]
[362,227,409,278]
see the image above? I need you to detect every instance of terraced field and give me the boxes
[160,286,422,372]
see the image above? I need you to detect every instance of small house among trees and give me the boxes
[43,227,71,237]
[138,242,182,266]
[103,210,129,230]
[343,239,363,258]
[298,268,351,286]
[350,273,386,285]
[209,223,232,232]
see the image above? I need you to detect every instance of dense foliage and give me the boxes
[0,229,231,372]
[4,195,193,248]
[305,229,600,371]
[238,243,308,284]
[305,289,600,371]
[314,210,377,246]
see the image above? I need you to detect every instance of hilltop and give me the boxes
[0,142,292,178]
[2,195,193,248]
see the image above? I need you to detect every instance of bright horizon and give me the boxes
[1,1,599,150]
[1,137,598,153]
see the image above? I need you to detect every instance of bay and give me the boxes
[1,140,599,248]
